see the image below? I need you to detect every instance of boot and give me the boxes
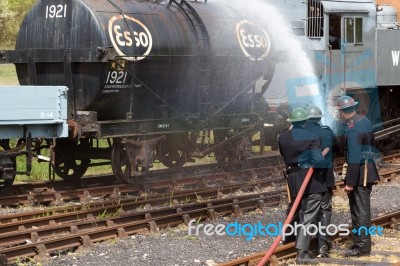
[317,244,329,258]
[344,248,370,257]
[296,250,319,264]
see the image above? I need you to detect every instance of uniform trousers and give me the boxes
[296,193,322,250]
[317,189,333,251]
[283,202,300,243]
[348,184,372,252]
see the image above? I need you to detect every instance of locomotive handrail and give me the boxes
[373,117,400,130]
[168,0,207,7]
[374,124,400,141]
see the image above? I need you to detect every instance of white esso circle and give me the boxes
[108,15,153,61]
[236,20,271,61]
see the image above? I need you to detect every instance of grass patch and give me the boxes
[11,139,114,183]
[0,64,18,85]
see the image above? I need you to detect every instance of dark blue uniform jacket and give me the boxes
[343,114,380,186]
[305,121,336,188]
[278,126,327,198]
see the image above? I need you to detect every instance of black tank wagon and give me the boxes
[0,0,281,187]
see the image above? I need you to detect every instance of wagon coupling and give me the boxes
[96,47,108,59]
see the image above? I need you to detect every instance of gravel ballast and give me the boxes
[30,182,400,266]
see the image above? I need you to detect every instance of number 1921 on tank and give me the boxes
[45,4,68,19]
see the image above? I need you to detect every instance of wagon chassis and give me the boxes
[0,43,275,187]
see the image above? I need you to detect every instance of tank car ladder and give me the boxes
[170,0,212,116]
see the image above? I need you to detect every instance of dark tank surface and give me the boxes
[14,0,278,120]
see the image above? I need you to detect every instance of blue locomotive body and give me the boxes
[263,0,400,151]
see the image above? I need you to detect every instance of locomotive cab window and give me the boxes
[345,17,363,45]
[329,14,341,50]
[307,0,324,38]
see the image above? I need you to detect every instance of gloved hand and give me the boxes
[341,162,348,181]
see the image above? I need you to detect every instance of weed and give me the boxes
[184,235,197,241]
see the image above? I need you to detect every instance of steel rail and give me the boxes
[0,155,284,206]
[0,177,283,229]
[218,211,400,266]
[334,152,400,173]
[0,177,283,225]
[0,190,283,249]
[0,165,282,207]
[5,152,400,207]
[0,191,284,262]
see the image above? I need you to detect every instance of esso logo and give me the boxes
[236,20,270,61]
[108,15,153,61]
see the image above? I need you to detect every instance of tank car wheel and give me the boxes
[213,130,251,162]
[159,135,187,168]
[160,151,186,168]
[0,140,17,195]
[111,140,146,184]
[54,139,90,182]
[0,166,15,195]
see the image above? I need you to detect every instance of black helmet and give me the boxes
[336,95,358,110]
[306,105,322,118]
[287,108,309,122]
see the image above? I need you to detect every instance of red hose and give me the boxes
[257,167,314,266]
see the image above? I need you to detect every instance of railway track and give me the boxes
[0,188,284,262]
[334,152,400,174]
[3,151,400,207]
[0,155,284,206]
[219,211,400,266]
[0,178,283,229]
[1,152,400,264]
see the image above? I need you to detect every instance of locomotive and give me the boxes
[1,0,400,192]
[264,0,400,152]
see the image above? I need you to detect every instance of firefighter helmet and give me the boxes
[306,105,323,118]
[336,95,358,110]
[287,108,309,122]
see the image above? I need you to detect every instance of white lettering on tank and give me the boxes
[108,15,153,61]
[45,4,67,19]
[236,20,270,61]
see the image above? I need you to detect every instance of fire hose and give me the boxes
[257,167,314,266]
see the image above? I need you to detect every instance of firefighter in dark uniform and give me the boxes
[336,96,380,257]
[305,105,336,258]
[278,108,327,265]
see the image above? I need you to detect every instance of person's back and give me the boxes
[345,113,379,186]
[278,126,327,197]
[277,108,326,265]
[278,126,323,166]
[304,121,335,187]
[304,105,337,258]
